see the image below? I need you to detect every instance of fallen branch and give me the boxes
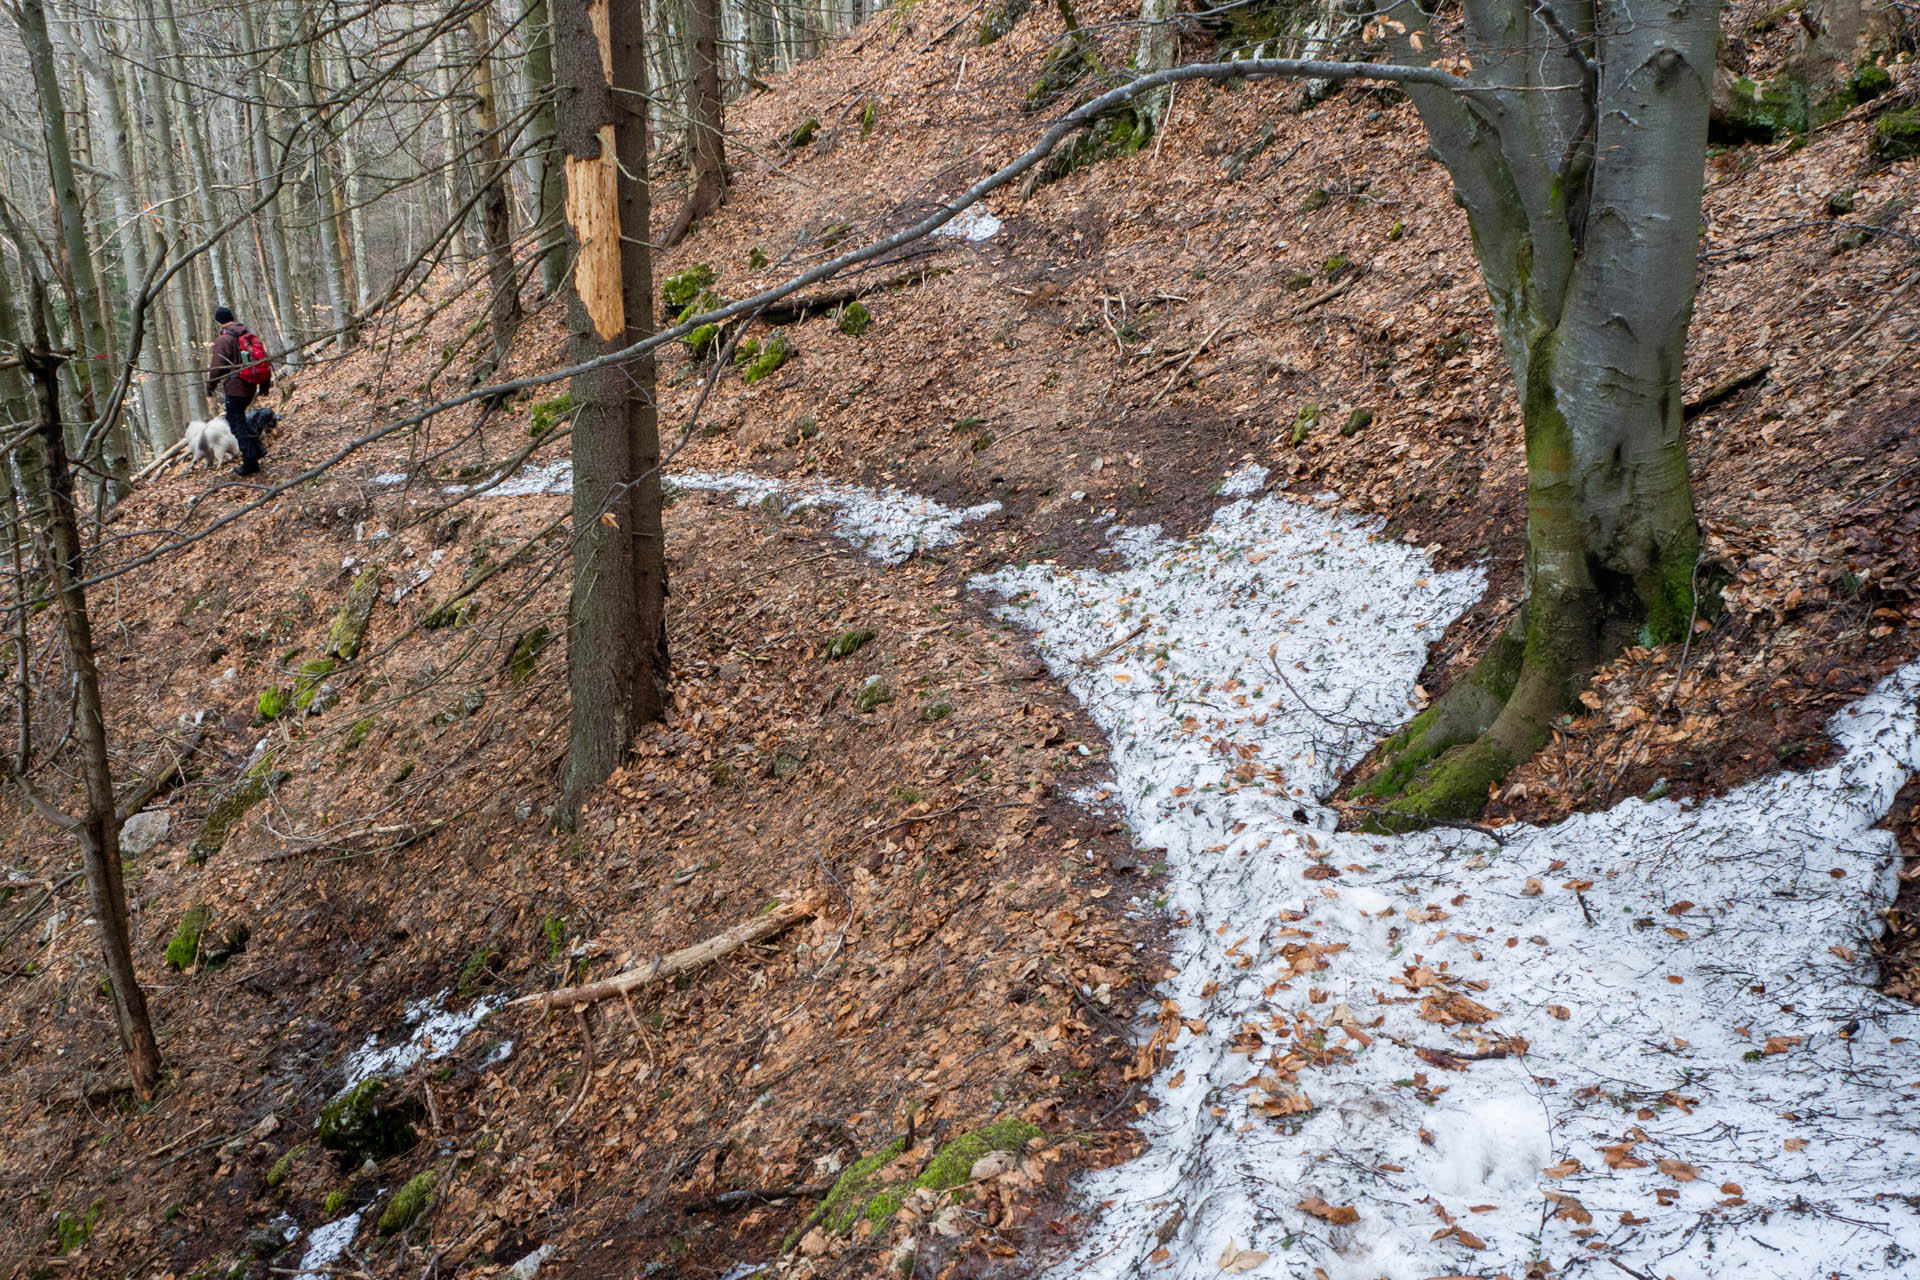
[1149,323,1235,406]
[131,438,188,485]
[683,1182,833,1214]
[757,261,951,325]
[1284,275,1360,319]
[1683,361,1770,421]
[1078,621,1149,666]
[115,719,209,824]
[509,898,821,1009]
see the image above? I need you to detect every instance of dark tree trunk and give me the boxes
[554,0,671,808]
[466,4,525,371]
[664,0,727,246]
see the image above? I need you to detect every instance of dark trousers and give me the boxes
[224,391,261,467]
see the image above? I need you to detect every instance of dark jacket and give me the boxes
[207,322,271,399]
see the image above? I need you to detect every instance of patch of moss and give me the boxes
[837,301,872,337]
[1300,186,1330,214]
[256,686,290,720]
[910,1118,1041,1197]
[856,679,894,713]
[1712,74,1810,144]
[1341,407,1374,438]
[1323,255,1350,280]
[192,764,282,862]
[527,390,573,439]
[921,701,953,723]
[812,1138,906,1235]
[507,624,553,682]
[785,118,820,148]
[804,1119,1043,1241]
[265,1145,303,1190]
[684,322,721,356]
[861,101,877,137]
[748,247,769,271]
[1870,108,1920,168]
[1387,220,1405,241]
[1289,403,1321,447]
[732,336,762,366]
[661,263,716,309]
[1284,271,1314,291]
[828,629,876,660]
[1847,62,1892,105]
[457,942,504,997]
[377,1171,435,1235]
[741,333,794,384]
[53,1197,104,1255]
[317,1080,418,1168]
[293,657,337,711]
[325,568,380,661]
[978,0,1029,44]
[322,1190,347,1218]
[165,905,212,970]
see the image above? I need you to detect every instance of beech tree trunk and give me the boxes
[523,0,570,294]
[555,0,671,807]
[1354,0,1710,820]
[665,0,728,246]
[464,3,525,370]
[238,2,302,363]
[0,271,161,1099]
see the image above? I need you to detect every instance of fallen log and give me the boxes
[131,438,188,485]
[1683,361,1771,421]
[509,898,821,1010]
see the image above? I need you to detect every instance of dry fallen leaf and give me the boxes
[1785,1137,1810,1151]
[1543,1157,1583,1179]
[1658,1158,1701,1181]
[1298,1197,1361,1226]
[1217,1241,1269,1273]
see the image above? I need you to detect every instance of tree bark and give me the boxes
[555,0,671,808]
[464,3,525,371]
[1,273,161,1099]
[237,3,302,364]
[438,34,473,270]
[522,0,570,295]
[664,0,728,246]
[17,0,133,495]
[1352,0,1708,821]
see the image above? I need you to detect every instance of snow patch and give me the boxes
[447,459,575,498]
[294,1211,363,1275]
[934,205,1002,242]
[506,1243,554,1278]
[978,488,1920,1279]
[1215,462,1269,497]
[339,990,501,1093]
[675,471,1001,565]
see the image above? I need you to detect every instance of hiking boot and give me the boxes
[234,462,260,477]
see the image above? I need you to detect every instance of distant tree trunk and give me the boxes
[0,269,162,1099]
[665,0,728,246]
[72,8,176,453]
[554,0,670,807]
[464,4,524,372]
[1135,0,1177,132]
[17,0,133,495]
[437,38,473,270]
[295,4,358,351]
[237,3,302,364]
[161,0,238,311]
[522,0,569,295]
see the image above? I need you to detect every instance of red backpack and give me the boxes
[233,328,271,386]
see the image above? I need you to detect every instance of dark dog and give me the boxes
[247,406,279,435]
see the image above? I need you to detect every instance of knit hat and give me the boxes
[214,306,235,323]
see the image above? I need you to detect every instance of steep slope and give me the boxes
[0,1,1915,1277]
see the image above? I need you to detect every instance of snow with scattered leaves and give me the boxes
[293,1211,363,1276]
[672,472,1001,565]
[978,481,1920,1279]
[934,204,1002,242]
[338,990,501,1093]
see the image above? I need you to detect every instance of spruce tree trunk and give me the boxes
[1353,0,1710,820]
[665,0,728,246]
[555,0,671,807]
[522,0,569,295]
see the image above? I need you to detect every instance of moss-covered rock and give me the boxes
[661,263,716,309]
[798,1118,1043,1244]
[377,1171,435,1234]
[684,322,721,356]
[293,657,337,711]
[318,1080,418,1168]
[1870,108,1920,168]
[785,118,820,148]
[837,301,872,337]
[256,686,290,720]
[1289,404,1321,448]
[191,766,286,863]
[507,624,553,682]
[1341,406,1374,438]
[325,568,380,661]
[827,629,875,660]
[323,1190,348,1217]
[1713,73,1810,144]
[1299,186,1330,214]
[265,1145,304,1190]
[741,333,794,384]
[978,0,1029,44]
[527,390,573,439]
[856,678,894,713]
[165,904,212,970]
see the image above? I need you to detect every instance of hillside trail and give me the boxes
[2,1,1917,1277]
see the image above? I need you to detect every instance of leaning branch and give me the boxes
[509,898,821,1009]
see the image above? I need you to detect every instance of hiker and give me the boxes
[205,306,273,476]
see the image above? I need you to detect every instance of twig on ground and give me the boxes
[1079,621,1149,666]
[682,1182,833,1213]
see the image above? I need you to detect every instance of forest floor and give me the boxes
[2,2,1918,1277]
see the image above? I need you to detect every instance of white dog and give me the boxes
[185,416,239,468]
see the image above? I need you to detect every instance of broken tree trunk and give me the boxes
[510,898,821,1009]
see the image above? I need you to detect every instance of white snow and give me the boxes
[506,1243,554,1278]
[448,459,576,498]
[339,990,501,1094]
[675,471,1001,565]
[1215,462,1269,498]
[977,483,1920,1280]
[934,204,1002,242]
[294,1211,363,1275]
